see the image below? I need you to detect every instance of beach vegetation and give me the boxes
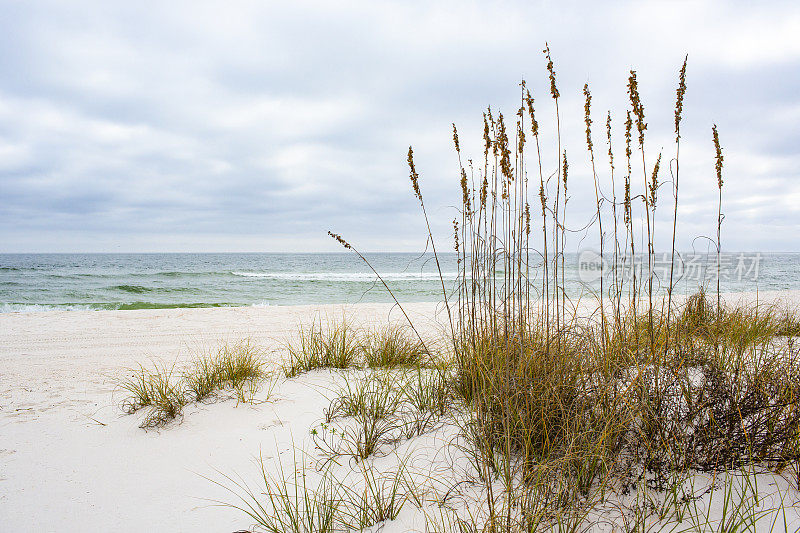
[119,362,186,428]
[320,44,800,530]
[282,320,432,377]
[362,325,428,368]
[283,320,360,378]
[341,463,414,529]
[118,339,268,428]
[215,44,800,531]
[317,371,405,462]
[212,448,417,533]
[211,449,343,533]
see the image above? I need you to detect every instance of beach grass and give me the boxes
[363,325,428,368]
[212,449,419,533]
[312,44,800,530]
[282,320,431,377]
[283,320,360,378]
[120,362,186,427]
[201,44,800,530]
[211,449,343,533]
[118,339,267,427]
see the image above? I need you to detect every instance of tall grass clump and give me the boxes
[283,319,359,378]
[326,44,800,529]
[363,325,428,368]
[283,320,430,376]
[215,339,264,389]
[213,450,418,532]
[120,362,186,428]
[212,450,342,533]
[118,340,268,428]
[318,372,405,461]
[184,339,264,402]
[314,368,454,465]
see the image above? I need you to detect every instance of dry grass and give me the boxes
[363,325,427,368]
[283,320,359,378]
[283,320,432,377]
[119,362,186,428]
[119,340,267,428]
[215,44,800,531]
[321,43,800,530]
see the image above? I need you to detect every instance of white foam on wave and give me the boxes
[0,303,100,313]
[230,271,460,281]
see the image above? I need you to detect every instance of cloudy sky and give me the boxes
[1,0,798,252]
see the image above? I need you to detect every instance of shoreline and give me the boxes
[3,286,800,315]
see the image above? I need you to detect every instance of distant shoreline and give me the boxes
[3,287,799,315]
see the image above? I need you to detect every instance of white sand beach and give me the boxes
[2,295,799,532]
[0,303,447,532]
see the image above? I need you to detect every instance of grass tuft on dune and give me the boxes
[119,339,268,427]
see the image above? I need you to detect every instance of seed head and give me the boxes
[407,146,422,202]
[488,107,498,157]
[525,202,530,235]
[482,113,491,157]
[562,150,568,196]
[524,89,539,136]
[460,168,471,215]
[327,231,351,249]
[544,43,559,99]
[625,110,633,175]
[452,123,460,153]
[712,124,724,189]
[539,180,546,213]
[627,70,647,147]
[517,119,525,154]
[453,218,460,257]
[583,83,593,155]
[675,55,688,142]
[497,113,513,183]
[606,111,614,171]
[624,176,631,225]
[650,152,661,208]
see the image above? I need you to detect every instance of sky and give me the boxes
[0,0,799,253]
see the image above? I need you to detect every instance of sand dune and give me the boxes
[0,303,445,532]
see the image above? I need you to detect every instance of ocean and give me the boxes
[1,252,797,312]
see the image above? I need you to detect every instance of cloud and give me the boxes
[0,0,798,252]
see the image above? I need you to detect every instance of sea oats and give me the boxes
[544,43,559,99]
[327,231,351,250]
[460,168,471,215]
[650,152,661,208]
[583,83,593,154]
[496,113,512,184]
[407,146,422,202]
[524,89,538,137]
[675,55,688,142]
[627,70,647,147]
[482,112,491,157]
[606,111,614,171]
[713,124,724,189]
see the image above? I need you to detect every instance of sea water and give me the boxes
[1,252,797,312]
